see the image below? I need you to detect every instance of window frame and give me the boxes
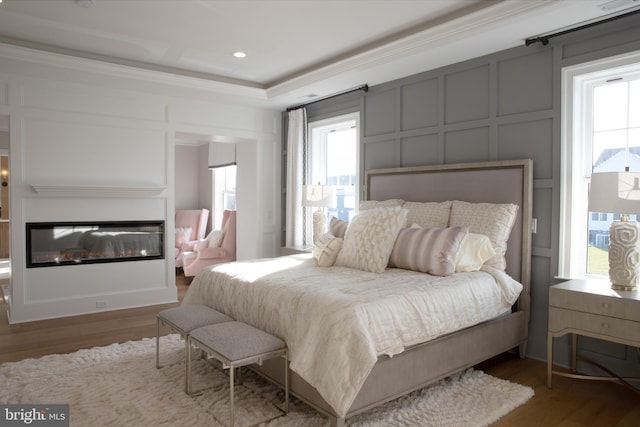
[560,50,640,279]
[307,112,360,234]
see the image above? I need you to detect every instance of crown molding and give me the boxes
[266,0,558,98]
[0,43,268,101]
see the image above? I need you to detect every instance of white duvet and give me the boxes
[182,253,523,418]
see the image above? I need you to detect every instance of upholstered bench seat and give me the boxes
[187,321,289,427]
[156,304,233,392]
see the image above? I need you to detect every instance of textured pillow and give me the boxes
[329,216,348,238]
[335,206,408,273]
[359,199,404,211]
[205,229,225,248]
[404,201,452,228]
[388,226,468,276]
[175,227,192,247]
[312,232,343,267]
[449,201,518,270]
[455,232,496,272]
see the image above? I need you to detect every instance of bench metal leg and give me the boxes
[186,336,193,395]
[230,365,235,427]
[156,317,161,369]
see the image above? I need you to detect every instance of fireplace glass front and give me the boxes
[26,221,164,268]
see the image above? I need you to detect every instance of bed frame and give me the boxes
[253,159,533,427]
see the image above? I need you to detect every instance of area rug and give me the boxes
[0,335,533,426]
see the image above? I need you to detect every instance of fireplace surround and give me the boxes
[26,221,164,268]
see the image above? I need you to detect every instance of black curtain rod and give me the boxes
[286,84,369,112]
[525,8,640,46]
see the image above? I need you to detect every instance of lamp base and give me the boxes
[608,220,640,291]
[312,209,326,244]
[611,284,638,291]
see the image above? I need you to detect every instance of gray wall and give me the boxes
[295,12,640,372]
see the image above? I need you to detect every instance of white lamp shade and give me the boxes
[208,142,236,169]
[301,185,336,208]
[589,172,640,215]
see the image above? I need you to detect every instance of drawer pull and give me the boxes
[602,322,610,330]
[602,303,610,309]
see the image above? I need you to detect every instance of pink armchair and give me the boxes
[174,208,209,268]
[182,210,236,277]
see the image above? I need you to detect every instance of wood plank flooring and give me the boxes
[0,274,638,426]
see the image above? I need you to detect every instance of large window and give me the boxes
[308,113,359,231]
[560,51,640,279]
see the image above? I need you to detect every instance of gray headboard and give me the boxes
[365,159,533,290]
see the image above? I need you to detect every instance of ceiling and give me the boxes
[0,0,639,109]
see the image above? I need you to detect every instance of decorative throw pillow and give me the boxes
[205,229,225,248]
[335,206,408,273]
[312,232,343,267]
[359,199,405,211]
[329,216,348,238]
[449,201,518,271]
[403,201,452,228]
[454,232,496,272]
[388,226,469,276]
[175,227,192,247]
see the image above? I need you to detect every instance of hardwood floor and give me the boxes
[1,274,638,426]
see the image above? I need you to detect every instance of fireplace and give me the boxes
[26,221,164,268]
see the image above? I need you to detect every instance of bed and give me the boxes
[182,159,532,427]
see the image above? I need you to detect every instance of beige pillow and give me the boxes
[449,201,518,270]
[455,233,496,272]
[329,216,348,238]
[312,232,343,267]
[388,226,468,276]
[205,229,225,248]
[404,201,452,228]
[359,199,404,211]
[335,206,408,273]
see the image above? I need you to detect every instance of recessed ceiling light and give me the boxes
[233,52,247,58]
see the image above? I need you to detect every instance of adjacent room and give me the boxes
[0,1,639,426]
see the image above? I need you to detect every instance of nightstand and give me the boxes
[547,278,640,388]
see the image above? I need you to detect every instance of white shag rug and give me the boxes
[0,335,533,426]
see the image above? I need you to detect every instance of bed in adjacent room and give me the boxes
[182,159,533,427]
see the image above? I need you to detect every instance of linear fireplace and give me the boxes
[26,221,164,268]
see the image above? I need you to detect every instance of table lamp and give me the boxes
[302,184,336,244]
[589,171,640,291]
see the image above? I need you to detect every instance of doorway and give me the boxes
[0,115,9,287]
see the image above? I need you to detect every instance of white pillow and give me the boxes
[312,232,343,267]
[335,206,408,273]
[359,199,404,211]
[205,229,225,248]
[449,201,518,270]
[404,201,452,228]
[455,233,497,272]
[175,227,192,247]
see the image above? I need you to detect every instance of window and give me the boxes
[308,113,359,234]
[213,165,236,229]
[560,51,640,279]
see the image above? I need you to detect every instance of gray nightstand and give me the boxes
[547,278,640,388]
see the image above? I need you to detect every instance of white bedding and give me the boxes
[182,253,523,418]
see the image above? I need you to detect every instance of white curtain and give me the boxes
[285,108,308,247]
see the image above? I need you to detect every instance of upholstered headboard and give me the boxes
[365,159,533,290]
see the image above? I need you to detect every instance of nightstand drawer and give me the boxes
[549,306,640,344]
[550,285,640,322]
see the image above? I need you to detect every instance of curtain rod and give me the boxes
[525,8,640,46]
[286,84,369,112]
